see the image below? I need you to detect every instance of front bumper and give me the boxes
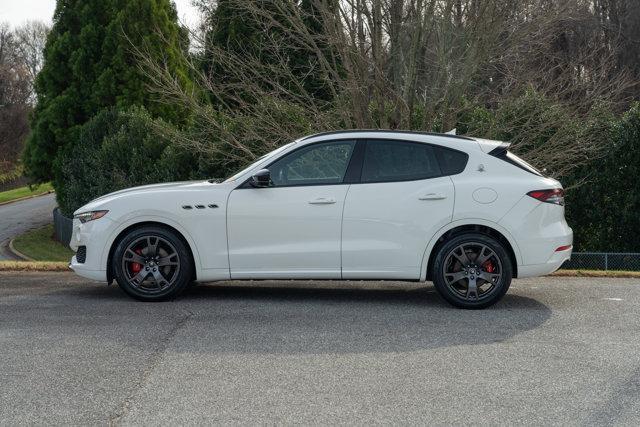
[69,255,107,281]
[68,216,114,282]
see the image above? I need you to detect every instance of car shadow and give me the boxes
[58,280,552,355]
[167,282,551,354]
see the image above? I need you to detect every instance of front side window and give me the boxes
[224,143,294,182]
[361,140,442,183]
[268,140,356,186]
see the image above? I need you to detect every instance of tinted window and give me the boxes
[268,141,355,186]
[435,147,468,175]
[361,140,441,183]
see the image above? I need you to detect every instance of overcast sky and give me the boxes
[0,0,200,29]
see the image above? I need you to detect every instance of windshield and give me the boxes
[223,143,294,182]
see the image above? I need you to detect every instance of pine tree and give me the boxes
[202,0,338,104]
[294,0,340,102]
[200,0,260,92]
[23,0,191,183]
[202,0,290,86]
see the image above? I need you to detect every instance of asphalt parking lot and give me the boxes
[1,273,639,425]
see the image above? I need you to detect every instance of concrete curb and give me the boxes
[8,238,36,261]
[0,260,636,277]
[0,190,54,207]
[551,269,640,279]
[0,261,70,272]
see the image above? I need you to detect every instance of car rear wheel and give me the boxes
[112,226,193,301]
[433,233,512,309]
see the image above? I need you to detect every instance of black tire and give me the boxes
[432,233,512,309]
[112,225,193,301]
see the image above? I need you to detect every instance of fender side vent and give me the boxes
[195,205,206,209]
[182,205,193,210]
[208,204,219,209]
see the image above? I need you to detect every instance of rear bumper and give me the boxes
[499,194,573,278]
[515,223,573,278]
[518,245,572,278]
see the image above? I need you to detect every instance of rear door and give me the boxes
[341,139,460,279]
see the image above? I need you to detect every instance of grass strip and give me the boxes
[0,183,53,204]
[11,224,74,262]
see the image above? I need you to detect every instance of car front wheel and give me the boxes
[432,233,512,309]
[112,226,193,301]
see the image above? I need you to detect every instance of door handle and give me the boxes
[419,193,447,200]
[308,197,336,205]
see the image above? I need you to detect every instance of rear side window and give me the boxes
[434,147,469,175]
[361,140,442,183]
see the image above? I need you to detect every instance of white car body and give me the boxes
[70,131,572,286]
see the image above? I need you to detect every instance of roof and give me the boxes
[300,129,476,142]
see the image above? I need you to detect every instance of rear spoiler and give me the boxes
[488,142,543,176]
[487,142,510,156]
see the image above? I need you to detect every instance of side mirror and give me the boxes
[250,169,271,188]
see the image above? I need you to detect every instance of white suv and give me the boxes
[69,131,572,308]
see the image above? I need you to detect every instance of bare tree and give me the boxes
[0,23,15,66]
[594,0,640,82]
[0,23,32,174]
[13,21,49,89]
[137,0,634,179]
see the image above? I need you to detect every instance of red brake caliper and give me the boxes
[483,261,495,273]
[130,248,143,274]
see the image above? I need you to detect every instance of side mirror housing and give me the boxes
[250,169,271,188]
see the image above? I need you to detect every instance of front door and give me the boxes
[227,140,356,279]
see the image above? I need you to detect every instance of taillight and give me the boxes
[527,189,565,205]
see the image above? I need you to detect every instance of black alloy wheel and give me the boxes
[433,233,512,309]
[112,226,193,301]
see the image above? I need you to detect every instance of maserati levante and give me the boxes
[69,130,572,308]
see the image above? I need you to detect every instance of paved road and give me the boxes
[0,193,57,260]
[1,274,639,425]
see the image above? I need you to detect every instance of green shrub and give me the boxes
[564,102,640,252]
[54,107,197,216]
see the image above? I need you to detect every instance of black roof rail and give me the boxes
[300,129,476,142]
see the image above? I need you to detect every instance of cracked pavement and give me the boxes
[1,272,640,425]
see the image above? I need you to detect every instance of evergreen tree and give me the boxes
[202,0,338,104]
[23,0,191,183]
[200,0,260,93]
[202,0,291,85]
[293,0,339,102]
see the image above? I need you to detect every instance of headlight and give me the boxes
[74,210,109,223]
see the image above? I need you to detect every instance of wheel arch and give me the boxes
[421,221,521,281]
[106,220,199,284]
